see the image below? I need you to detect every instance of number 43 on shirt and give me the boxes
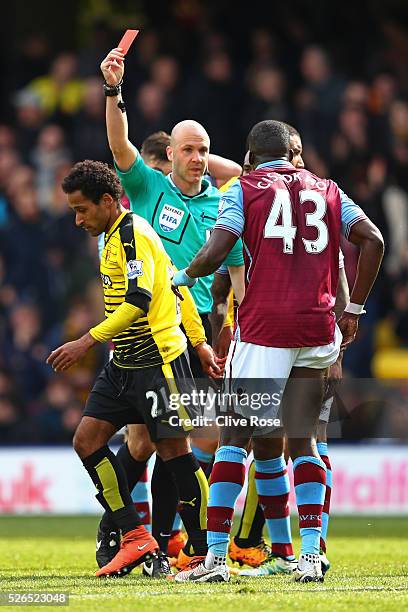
[264,188,328,254]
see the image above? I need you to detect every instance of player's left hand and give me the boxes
[328,351,343,382]
[46,334,96,372]
[338,312,360,349]
[195,342,222,379]
[171,285,184,301]
[214,354,228,377]
[324,350,343,399]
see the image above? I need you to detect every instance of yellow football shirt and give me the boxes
[100,211,186,368]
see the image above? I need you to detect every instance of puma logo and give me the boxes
[123,239,134,249]
[179,497,197,508]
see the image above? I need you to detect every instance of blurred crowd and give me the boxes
[1,3,408,443]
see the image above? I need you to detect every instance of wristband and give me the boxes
[172,268,197,288]
[344,302,366,315]
[103,79,123,96]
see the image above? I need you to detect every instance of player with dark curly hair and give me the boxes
[61,159,124,207]
[47,159,220,578]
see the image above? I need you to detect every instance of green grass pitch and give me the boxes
[0,516,407,611]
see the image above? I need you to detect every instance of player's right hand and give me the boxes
[338,312,359,349]
[195,342,222,379]
[100,48,125,86]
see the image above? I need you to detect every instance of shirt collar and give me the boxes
[167,173,212,199]
[105,210,128,241]
[256,159,296,171]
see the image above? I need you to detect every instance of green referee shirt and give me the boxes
[115,154,244,314]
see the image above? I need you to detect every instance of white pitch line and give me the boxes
[70,585,408,599]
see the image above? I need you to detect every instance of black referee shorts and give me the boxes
[84,351,200,442]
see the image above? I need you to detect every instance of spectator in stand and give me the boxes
[13,89,45,159]
[72,77,111,163]
[330,106,371,194]
[342,81,369,112]
[149,55,183,125]
[57,299,105,403]
[150,55,180,95]
[388,99,408,191]
[296,45,346,158]
[368,73,398,154]
[0,254,17,315]
[243,66,288,137]
[78,20,114,79]
[5,165,35,202]
[128,82,169,147]
[0,396,21,443]
[1,187,50,304]
[0,149,21,196]
[0,302,52,409]
[124,29,160,92]
[31,124,71,211]
[247,28,280,70]
[27,53,84,126]
[34,377,82,444]
[0,369,24,443]
[13,33,51,90]
[184,51,241,158]
[0,125,16,151]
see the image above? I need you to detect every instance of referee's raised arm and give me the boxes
[100,48,137,171]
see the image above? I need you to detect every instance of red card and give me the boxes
[118,29,139,55]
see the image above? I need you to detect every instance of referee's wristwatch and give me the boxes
[103,79,123,96]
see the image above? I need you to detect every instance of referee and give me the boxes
[100,47,244,376]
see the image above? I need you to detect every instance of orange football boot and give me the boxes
[228,539,271,567]
[96,525,158,577]
[167,530,187,559]
[175,548,205,572]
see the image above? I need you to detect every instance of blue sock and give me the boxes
[191,445,213,468]
[317,442,332,552]
[131,477,151,533]
[254,455,295,560]
[172,513,182,532]
[293,455,326,555]
[207,445,247,557]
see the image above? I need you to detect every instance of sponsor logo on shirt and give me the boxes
[126,259,144,279]
[101,273,112,287]
[159,204,185,232]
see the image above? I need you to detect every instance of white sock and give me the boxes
[299,553,320,568]
[204,550,226,569]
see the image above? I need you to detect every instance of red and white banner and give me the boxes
[0,446,407,515]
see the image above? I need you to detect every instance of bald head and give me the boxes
[170,120,210,147]
[167,120,210,195]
